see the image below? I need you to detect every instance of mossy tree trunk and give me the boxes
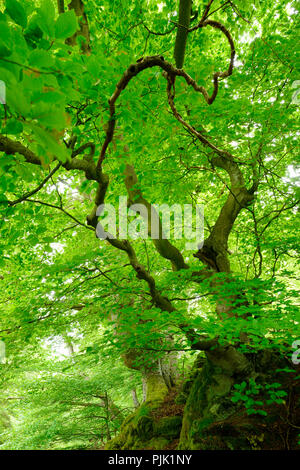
[179,346,252,449]
[179,349,299,450]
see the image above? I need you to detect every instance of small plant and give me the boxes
[264,382,288,405]
[231,378,287,416]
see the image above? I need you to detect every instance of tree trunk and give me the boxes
[178,349,299,450]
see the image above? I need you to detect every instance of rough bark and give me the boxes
[65,0,91,54]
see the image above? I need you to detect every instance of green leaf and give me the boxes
[14,163,34,182]
[5,0,27,29]
[6,84,30,116]
[29,49,54,69]
[24,14,43,47]
[4,119,23,135]
[32,105,67,130]
[0,21,12,57]
[25,122,71,163]
[37,0,55,38]
[231,395,240,403]
[55,10,78,40]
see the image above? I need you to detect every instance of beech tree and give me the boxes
[0,0,299,450]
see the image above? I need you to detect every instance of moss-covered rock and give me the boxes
[107,350,299,451]
[105,369,172,450]
[144,372,169,405]
[175,354,205,406]
[178,350,252,450]
[136,415,153,440]
[106,378,183,450]
[154,416,182,439]
[179,348,300,450]
[147,437,170,450]
[106,405,149,450]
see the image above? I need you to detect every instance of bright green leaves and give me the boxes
[231,378,288,416]
[5,0,27,29]
[0,152,34,191]
[0,21,12,57]
[0,153,16,190]
[28,49,55,69]
[14,1,79,43]
[6,84,31,116]
[25,123,71,163]
[33,105,67,130]
[3,119,23,135]
[36,0,56,39]
[0,1,79,165]
[55,10,78,40]
[14,159,35,182]
[24,15,43,49]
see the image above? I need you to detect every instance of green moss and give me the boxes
[175,355,205,406]
[109,352,299,451]
[179,362,211,449]
[106,387,182,450]
[105,404,155,450]
[105,412,137,450]
[147,437,170,450]
[178,357,239,449]
[154,416,182,439]
[134,404,150,419]
[192,417,215,437]
[144,373,168,405]
[207,374,233,402]
[136,415,153,440]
